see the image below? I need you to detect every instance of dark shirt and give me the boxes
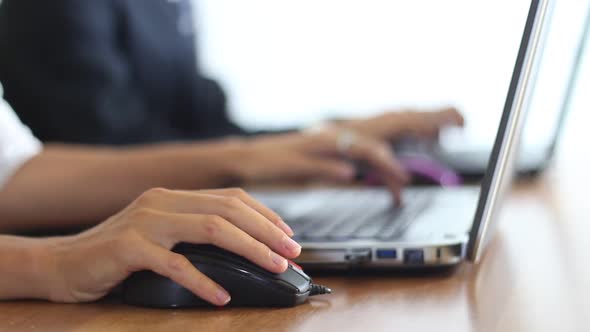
[0,0,246,144]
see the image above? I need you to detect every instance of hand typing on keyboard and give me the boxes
[232,109,464,206]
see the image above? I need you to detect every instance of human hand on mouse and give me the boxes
[14,188,298,306]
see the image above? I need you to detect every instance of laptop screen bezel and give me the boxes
[466,0,549,262]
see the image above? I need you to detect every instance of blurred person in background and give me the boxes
[0,80,462,233]
[0,0,460,147]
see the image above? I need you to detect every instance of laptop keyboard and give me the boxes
[255,189,433,241]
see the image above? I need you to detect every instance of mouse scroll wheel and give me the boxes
[288,260,302,270]
[287,260,311,279]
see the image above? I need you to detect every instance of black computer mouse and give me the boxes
[122,243,331,308]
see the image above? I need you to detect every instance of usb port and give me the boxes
[376,249,397,259]
[403,249,424,264]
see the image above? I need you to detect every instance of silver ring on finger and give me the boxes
[336,130,357,156]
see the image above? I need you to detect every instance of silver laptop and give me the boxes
[423,0,589,179]
[252,0,551,268]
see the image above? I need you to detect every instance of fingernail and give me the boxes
[278,218,294,237]
[282,236,302,254]
[270,250,288,268]
[216,289,231,306]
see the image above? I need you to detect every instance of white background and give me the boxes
[196,0,589,151]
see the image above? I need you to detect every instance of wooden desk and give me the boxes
[1,159,588,332]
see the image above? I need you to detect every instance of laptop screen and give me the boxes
[466,0,550,262]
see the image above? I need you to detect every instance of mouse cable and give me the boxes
[309,284,332,296]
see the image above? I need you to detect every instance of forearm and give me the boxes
[0,140,245,232]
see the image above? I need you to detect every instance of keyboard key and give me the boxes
[257,188,433,242]
[353,211,398,238]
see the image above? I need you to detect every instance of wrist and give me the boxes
[210,137,253,184]
[28,237,67,301]
[0,236,64,301]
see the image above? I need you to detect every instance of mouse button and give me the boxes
[173,243,218,256]
[187,253,292,294]
[174,244,276,277]
[208,254,276,278]
[192,251,311,288]
[198,262,300,298]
